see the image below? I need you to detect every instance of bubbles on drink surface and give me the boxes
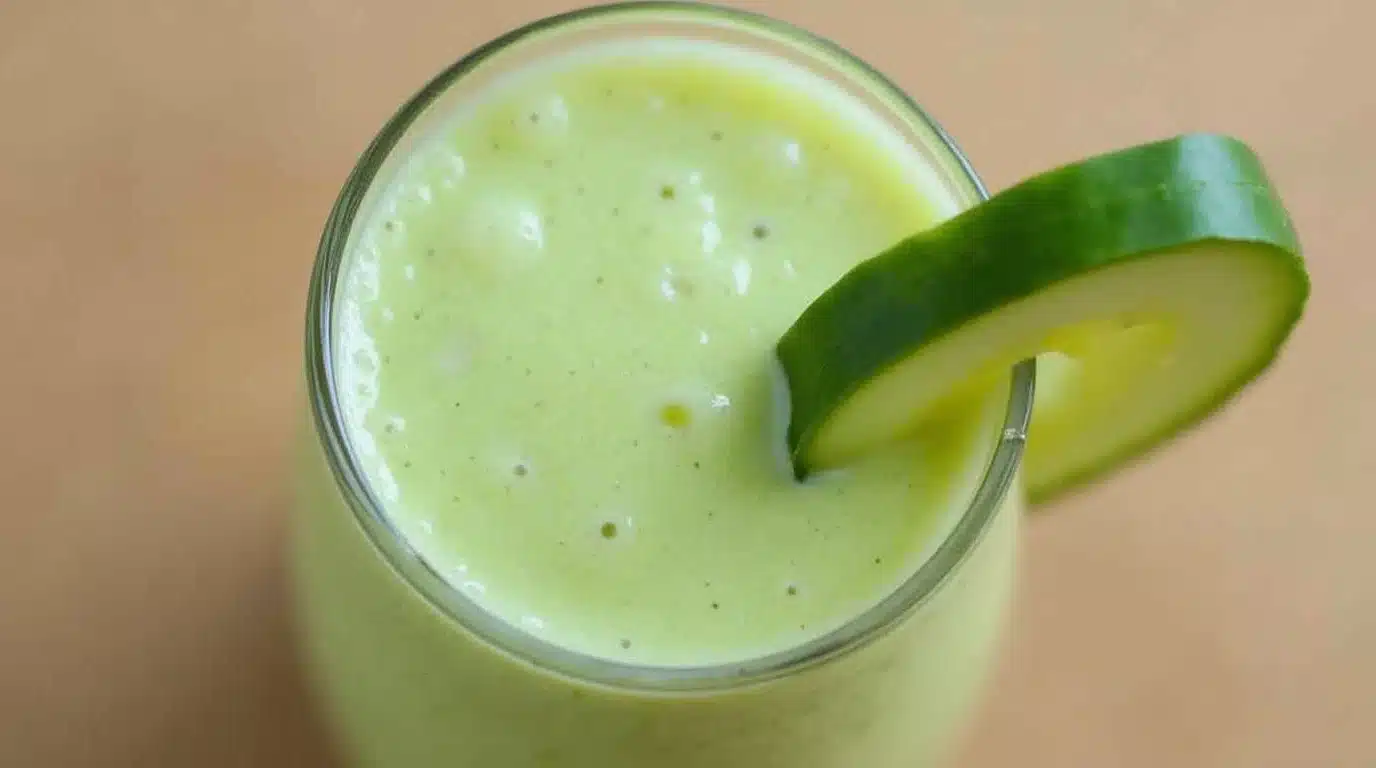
[659,267,695,302]
[329,44,968,663]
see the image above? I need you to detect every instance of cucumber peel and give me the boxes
[777,133,1307,504]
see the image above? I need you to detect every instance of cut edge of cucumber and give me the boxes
[776,133,1308,504]
[1020,244,1307,504]
[794,242,1305,499]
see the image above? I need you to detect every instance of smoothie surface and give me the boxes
[334,39,995,665]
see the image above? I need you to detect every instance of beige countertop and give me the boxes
[2,1,1372,765]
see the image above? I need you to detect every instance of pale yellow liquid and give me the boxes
[335,38,990,665]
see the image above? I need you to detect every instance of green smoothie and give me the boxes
[337,39,994,665]
[298,15,1022,768]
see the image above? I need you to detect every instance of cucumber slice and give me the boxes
[778,133,1307,503]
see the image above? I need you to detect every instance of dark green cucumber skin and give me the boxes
[778,133,1308,502]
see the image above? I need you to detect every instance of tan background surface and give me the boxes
[2,1,1372,765]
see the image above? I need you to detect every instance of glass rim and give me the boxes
[304,0,1036,692]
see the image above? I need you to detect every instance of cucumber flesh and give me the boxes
[777,133,1307,504]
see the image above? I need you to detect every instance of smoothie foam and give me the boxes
[333,38,996,666]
